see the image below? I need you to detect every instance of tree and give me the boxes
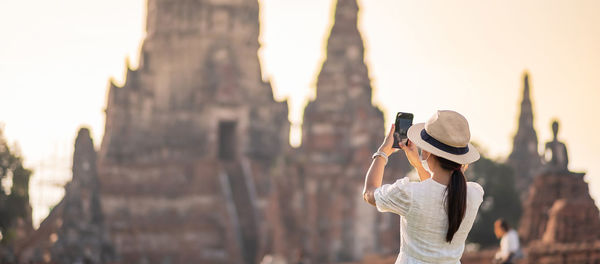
[0,126,33,245]
[466,149,522,248]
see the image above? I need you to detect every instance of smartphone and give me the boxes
[393,112,414,148]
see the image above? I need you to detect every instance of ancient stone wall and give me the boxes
[507,72,542,201]
[266,0,409,263]
[96,0,289,263]
[22,1,406,263]
[462,166,600,264]
[15,128,114,264]
[519,170,600,243]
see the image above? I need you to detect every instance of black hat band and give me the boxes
[420,130,469,155]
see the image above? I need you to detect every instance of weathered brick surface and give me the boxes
[462,168,600,264]
[96,0,289,263]
[16,129,115,263]
[519,170,600,244]
[265,1,409,263]
[507,73,542,201]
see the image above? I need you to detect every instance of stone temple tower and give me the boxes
[98,0,289,263]
[14,129,115,263]
[507,72,541,200]
[51,128,115,264]
[290,0,409,262]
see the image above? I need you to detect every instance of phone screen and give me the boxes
[393,112,414,148]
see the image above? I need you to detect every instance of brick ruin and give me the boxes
[514,151,600,263]
[462,167,600,264]
[15,129,115,263]
[96,0,289,262]
[506,77,600,263]
[12,0,600,263]
[519,170,600,244]
[14,0,408,263]
[266,0,409,262]
[461,79,600,264]
[506,73,542,201]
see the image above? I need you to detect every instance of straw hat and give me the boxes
[407,110,480,164]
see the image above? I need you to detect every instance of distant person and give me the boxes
[493,219,522,264]
[363,110,484,263]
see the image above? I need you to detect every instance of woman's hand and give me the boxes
[378,124,400,156]
[400,139,422,169]
[400,140,431,181]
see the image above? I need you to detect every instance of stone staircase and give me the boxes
[221,161,259,264]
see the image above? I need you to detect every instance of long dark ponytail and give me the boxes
[435,156,467,242]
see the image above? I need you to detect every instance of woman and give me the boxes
[363,110,484,264]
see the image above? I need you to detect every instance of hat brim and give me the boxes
[407,123,480,165]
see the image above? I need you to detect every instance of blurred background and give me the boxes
[1,0,599,263]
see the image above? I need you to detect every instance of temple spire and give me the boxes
[523,73,531,99]
[333,0,359,27]
[519,72,534,130]
[326,0,362,59]
[297,1,399,262]
[508,71,542,199]
[316,0,370,102]
[513,71,537,148]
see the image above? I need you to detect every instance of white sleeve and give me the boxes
[374,177,413,216]
[508,230,520,252]
[467,181,485,204]
[497,235,510,260]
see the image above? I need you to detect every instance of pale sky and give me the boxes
[1,0,599,227]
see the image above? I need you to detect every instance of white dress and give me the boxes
[374,177,484,264]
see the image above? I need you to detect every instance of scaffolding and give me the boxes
[29,140,72,229]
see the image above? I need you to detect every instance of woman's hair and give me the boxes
[435,155,467,243]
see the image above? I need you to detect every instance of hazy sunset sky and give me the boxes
[1,0,599,226]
